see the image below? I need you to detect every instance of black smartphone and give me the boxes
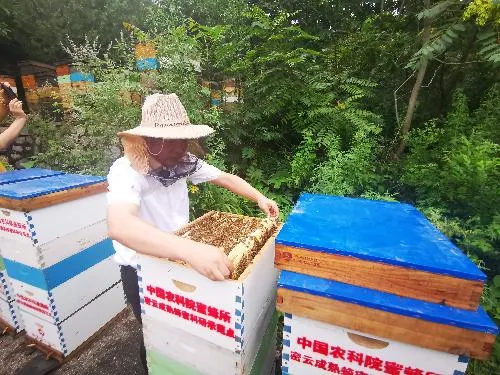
[0,83,18,102]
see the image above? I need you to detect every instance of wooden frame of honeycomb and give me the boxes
[175,211,278,280]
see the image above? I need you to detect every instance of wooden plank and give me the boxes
[0,182,107,211]
[277,288,496,360]
[275,244,483,310]
[25,336,65,363]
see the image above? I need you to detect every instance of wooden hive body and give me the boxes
[275,193,485,310]
[277,271,497,361]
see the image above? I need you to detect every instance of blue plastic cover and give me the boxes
[0,173,106,200]
[276,193,485,281]
[278,270,498,334]
[0,168,64,185]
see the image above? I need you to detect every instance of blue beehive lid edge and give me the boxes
[0,168,65,185]
[278,270,498,335]
[276,193,486,282]
[0,174,107,200]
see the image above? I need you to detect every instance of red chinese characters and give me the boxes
[146,285,232,324]
[16,295,51,316]
[0,218,30,238]
[143,294,235,339]
[292,336,441,375]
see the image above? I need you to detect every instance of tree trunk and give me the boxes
[395,0,431,158]
[381,0,385,12]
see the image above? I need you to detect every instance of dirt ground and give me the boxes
[0,306,146,375]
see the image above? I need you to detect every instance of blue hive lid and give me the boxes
[0,170,106,200]
[278,270,498,334]
[276,193,485,281]
[0,168,64,185]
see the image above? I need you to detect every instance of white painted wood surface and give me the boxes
[137,234,278,352]
[282,314,469,375]
[22,282,125,356]
[12,255,121,323]
[0,220,107,268]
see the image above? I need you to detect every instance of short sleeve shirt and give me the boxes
[106,155,222,267]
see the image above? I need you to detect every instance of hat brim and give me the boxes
[118,124,215,139]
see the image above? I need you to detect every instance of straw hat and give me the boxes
[118,93,214,174]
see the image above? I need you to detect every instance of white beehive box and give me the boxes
[137,225,279,353]
[282,314,470,375]
[0,169,125,357]
[4,239,120,323]
[144,307,279,375]
[22,282,125,356]
[0,219,107,269]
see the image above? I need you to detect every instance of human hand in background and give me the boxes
[9,99,27,119]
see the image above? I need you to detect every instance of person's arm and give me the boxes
[0,99,27,151]
[107,203,234,281]
[210,172,280,218]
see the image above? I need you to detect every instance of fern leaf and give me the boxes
[418,1,455,20]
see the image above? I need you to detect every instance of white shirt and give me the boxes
[106,155,222,268]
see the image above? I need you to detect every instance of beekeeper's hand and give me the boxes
[184,243,234,281]
[257,196,279,219]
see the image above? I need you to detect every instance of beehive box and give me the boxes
[137,211,279,369]
[278,271,498,366]
[275,193,485,310]
[0,168,125,357]
[143,307,278,375]
[4,239,119,323]
[136,58,160,72]
[22,282,124,356]
[281,313,472,375]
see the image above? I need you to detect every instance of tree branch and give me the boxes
[394,0,432,159]
[432,56,485,65]
[393,72,415,128]
[421,65,441,88]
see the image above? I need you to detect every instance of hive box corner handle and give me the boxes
[347,332,389,349]
[172,279,197,293]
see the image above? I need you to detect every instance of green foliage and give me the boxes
[402,88,500,223]
[406,0,500,70]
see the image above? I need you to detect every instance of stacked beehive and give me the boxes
[55,64,73,109]
[70,68,94,91]
[21,74,38,108]
[135,43,160,72]
[0,168,125,360]
[18,60,59,112]
[137,211,279,375]
[275,193,498,375]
